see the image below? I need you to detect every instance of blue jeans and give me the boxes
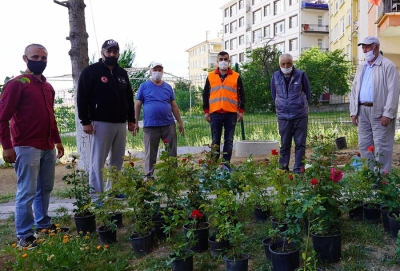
[14,146,56,238]
[210,112,237,163]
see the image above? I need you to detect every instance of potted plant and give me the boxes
[63,153,95,234]
[93,194,119,244]
[183,209,210,253]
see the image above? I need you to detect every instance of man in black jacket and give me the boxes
[77,39,136,201]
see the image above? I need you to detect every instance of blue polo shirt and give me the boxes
[359,62,376,103]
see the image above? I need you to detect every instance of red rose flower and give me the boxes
[382,181,388,185]
[271,149,279,156]
[198,159,203,164]
[310,141,313,145]
[329,168,343,183]
[311,178,319,186]
[357,152,361,157]
[129,161,134,167]
[191,209,203,220]
[289,174,293,181]
[163,138,169,144]
[368,146,374,153]
[301,167,305,173]
[182,158,188,162]
[313,135,318,140]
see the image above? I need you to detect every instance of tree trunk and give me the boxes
[56,0,90,171]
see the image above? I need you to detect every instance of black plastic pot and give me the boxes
[380,206,391,232]
[169,250,194,271]
[269,241,299,271]
[97,226,117,244]
[388,210,400,238]
[335,137,347,149]
[254,207,270,222]
[271,218,288,233]
[223,254,249,271]
[208,235,229,258]
[348,201,363,220]
[262,237,283,261]
[311,231,342,263]
[74,213,96,235]
[129,231,153,255]
[363,203,381,224]
[183,222,209,253]
[109,212,123,228]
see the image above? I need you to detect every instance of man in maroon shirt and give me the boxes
[0,44,65,249]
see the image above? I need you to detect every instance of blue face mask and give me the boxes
[26,58,47,75]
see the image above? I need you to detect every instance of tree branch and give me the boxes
[53,0,69,8]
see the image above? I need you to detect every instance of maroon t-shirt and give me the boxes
[0,74,61,150]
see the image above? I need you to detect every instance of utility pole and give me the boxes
[54,0,90,171]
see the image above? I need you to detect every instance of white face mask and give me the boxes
[218,61,229,70]
[151,71,163,81]
[364,46,376,62]
[280,67,293,74]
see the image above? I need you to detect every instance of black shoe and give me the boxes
[17,235,37,250]
[36,224,69,234]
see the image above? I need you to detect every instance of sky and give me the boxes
[0,0,227,88]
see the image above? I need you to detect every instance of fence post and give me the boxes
[235,63,245,140]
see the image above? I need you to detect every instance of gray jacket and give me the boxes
[350,54,400,119]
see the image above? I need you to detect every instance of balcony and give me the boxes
[301,24,329,34]
[301,1,329,10]
[301,47,329,52]
[377,0,400,37]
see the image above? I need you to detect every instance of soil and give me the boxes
[1,145,400,195]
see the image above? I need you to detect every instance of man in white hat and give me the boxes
[134,62,184,179]
[350,36,400,171]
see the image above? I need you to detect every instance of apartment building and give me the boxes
[220,0,330,64]
[329,0,359,62]
[186,31,223,88]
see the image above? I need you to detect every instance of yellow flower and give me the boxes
[22,253,28,258]
[23,247,28,251]
[49,232,55,237]
[104,244,109,249]
[63,238,68,244]
[47,254,55,261]
[55,223,60,227]
[84,235,89,240]
[41,229,47,233]
[11,243,16,248]
[96,245,101,250]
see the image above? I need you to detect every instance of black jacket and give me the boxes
[77,59,135,125]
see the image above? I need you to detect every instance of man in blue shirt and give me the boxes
[134,62,185,178]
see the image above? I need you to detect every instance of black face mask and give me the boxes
[26,58,47,75]
[103,56,118,66]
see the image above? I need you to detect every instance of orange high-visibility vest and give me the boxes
[208,71,240,113]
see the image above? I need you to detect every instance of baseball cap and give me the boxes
[150,62,163,69]
[102,39,119,50]
[358,36,380,46]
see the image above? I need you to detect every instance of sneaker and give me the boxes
[17,235,37,250]
[115,194,127,200]
[36,223,69,234]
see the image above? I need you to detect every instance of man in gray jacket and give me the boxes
[350,36,400,171]
[271,53,311,174]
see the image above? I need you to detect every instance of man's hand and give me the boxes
[237,112,244,122]
[55,143,64,159]
[178,123,185,136]
[204,113,210,123]
[2,148,16,164]
[128,122,136,136]
[134,123,140,135]
[381,116,391,127]
[351,115,358,126]
[82,123,94,135]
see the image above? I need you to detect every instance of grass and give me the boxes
[0,194,14,204]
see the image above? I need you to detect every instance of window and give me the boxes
[264,25,270,38]
[340,0,344,5]
[289,38,298,51]
[334,0,338,13]
[239,52,245,62]
[225,24,229,34]
[252,0,262,4]
[318,15,323,27]
[239,0,244,9]
[253,9,261,24]
[275,42,285,53]
[333,24,338,41]
[289,15,298,29]
[274,20,285,36]
[225,41,229,50]
[346,10,351,26]
[230,38,237,50]
[347,44,351,60]
[274,0,283,15]
[201,58,206,67]
[239,35,245,45]
[289,0,298,5]
[224,8,229,17]
[230,21,237,33]
[264,5,271,16]
[231,54,238,64]
[253,28,262,42]
[230,4,237,16]
[318,39,323,48]
[340,17,344,36]
[239,17,244,27]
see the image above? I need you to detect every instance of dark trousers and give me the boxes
[210,112,237,163]
[278,117,308,173]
